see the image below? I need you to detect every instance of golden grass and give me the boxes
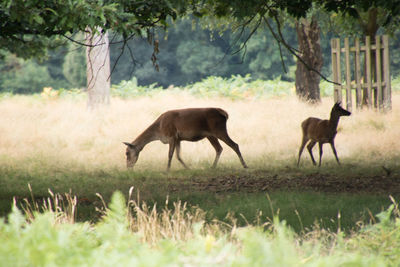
[0,92,399,171]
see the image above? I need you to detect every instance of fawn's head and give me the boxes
[123,142,140,168]
[332,102,351,117]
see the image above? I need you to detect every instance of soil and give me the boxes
[167,169,400,195]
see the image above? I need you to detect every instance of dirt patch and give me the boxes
[167,171,400,194]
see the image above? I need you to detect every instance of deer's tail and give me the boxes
[216,108,229,120]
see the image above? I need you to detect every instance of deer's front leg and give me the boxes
[330,141,341,165]
[175,141,189,169]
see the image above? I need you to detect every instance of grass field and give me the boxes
[0,86,400,222]
[0,88,400,229]
[1,91,399,170]
[1,85,400,265]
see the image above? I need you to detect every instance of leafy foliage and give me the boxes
[110,74,294,100]
[2,0,399,61]
[0,0,189,58]
[111,77,164,98]
[1,191,400,266]
[2,2,400,93]
[0,54,52,94]
[4,70,397,99]
[185,75,293,99]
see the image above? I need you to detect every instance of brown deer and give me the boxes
[297,102,351,167]
[123,108,248,170]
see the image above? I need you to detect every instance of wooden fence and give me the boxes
[331,35,391,112]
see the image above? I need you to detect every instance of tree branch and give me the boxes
[63,34,103,47]
[262,13,340,85]
[231,15,263,56]
[108,33,138,80]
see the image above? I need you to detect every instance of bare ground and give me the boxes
[167,169,400,195]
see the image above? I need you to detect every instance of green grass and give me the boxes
[154,191,394,233]
[203,192,390,230]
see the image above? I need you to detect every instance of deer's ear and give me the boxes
[123,142,135,149]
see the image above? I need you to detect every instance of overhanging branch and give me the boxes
[262,10,340,85]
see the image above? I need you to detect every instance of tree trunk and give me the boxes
[295,16,323,103]
[85,28,111,109]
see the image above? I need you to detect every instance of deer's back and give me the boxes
[158,108,228,141]
[301,117,334,142]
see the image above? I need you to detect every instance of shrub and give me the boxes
[1,56,52,94]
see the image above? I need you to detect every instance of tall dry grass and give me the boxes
[0,92,399,171]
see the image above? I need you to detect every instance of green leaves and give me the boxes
[32,14,44,25]
[2,198,400,266]
[0,0,186,59]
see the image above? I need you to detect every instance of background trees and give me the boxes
[1,0,400,97]
[1,15,400,94]
[63,44,86,89]
[0,54,52,94]
[0,16,301,92]
[0,0,190,106]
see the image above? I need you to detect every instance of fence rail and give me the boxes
[331,35,391,112]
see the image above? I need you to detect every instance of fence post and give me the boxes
[355,38,362,109]
[383,35,392,111]
[344,37,352,111]
[365,36,373,109]
[375,36,383,111]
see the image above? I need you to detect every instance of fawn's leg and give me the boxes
[330,141,341,165]
[318,142,324,167]
[297,136,309,166]
[307,140,317,165]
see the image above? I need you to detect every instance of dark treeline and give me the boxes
[1,17,400,94]
[108,18,301,87]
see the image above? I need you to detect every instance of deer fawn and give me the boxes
[297,102,351,167]
[123,108,248,170]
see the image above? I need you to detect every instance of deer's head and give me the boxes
[333,102,351,117]
[123,142,139,168]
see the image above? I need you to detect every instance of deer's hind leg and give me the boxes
[216,130,248,168]
[207,136,223,168]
